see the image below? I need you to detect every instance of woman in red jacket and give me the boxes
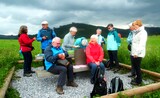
[18,25,36,77]
[86,34,105,84]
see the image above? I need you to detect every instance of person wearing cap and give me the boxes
[37,21,56,70]
[96,28,105,46]
[127,23,136,78]
[130,20,147,85]
[62,26,79,51]
[106,23,121,72]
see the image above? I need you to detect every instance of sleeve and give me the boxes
[74,38,80,46]
[63,50,69,57]
[98,46,104,62]
[37,30,42,41]
[137,32,147,55]
[44,46,58,64]
[113,31,121,44]
[21,34,34,45]
[102,37,106,44]
[127,32,132,44]
[63,35,74,48]
[86,45,95,62]
[52,30,57,38]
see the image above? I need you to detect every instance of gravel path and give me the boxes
[11,67,153,98]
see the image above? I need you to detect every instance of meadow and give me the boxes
[0,35,160,97]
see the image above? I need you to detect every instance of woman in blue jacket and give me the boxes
[106,24,121,72]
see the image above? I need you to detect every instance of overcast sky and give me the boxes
[0,0,159,35]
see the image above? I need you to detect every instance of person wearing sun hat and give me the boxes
[37,21,57,70]
[130,19,148,85]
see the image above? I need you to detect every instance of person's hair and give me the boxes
[96,28,102,32]
[69,27,77,32]
[18,25,28,37]
[52,37,61,43]
[90,34,98,41]
[107,23,114,28]
[132,20,143,27]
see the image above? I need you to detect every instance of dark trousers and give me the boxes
[108,50,119,68]
[22,51,32,74]
[42,49,45,70]
[131,56,142,83]
[48,65,74,87]
[88,62,105,80]
[130,55,136,75]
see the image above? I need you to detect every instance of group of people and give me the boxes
[18,19,147,95]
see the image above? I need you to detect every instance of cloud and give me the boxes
[0,0,160,35]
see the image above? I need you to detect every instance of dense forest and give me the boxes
[1,22,160,39]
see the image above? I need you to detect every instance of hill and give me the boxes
[0,23,160,39]
[54,22,160,38]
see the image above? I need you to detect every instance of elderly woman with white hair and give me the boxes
[86,34,105,84]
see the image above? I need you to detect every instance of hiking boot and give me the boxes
[23,73,32,77]
[66,81,78,87]
[113,69,120,73]
[107,67,113,70]
[131,80,141,86]
[29,70,35,73]
[90,79,94,84]
[128,74,136,78]
[56,86,64,95]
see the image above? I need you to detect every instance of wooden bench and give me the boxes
[18,54,107,78]
[35,65,89,78]
[17,55,75,64]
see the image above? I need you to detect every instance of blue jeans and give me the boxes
[88,62,105,81]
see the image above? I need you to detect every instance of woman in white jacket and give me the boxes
[130,20,147,85]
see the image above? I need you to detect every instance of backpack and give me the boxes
[90,67,107,98]
[109,76,124,94]
[103,59,110,68]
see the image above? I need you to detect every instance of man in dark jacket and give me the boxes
[44,37,78,95]
[37,21,56,69]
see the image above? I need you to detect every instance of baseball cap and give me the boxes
[41,21,48,25]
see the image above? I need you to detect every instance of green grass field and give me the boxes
[0,35,160,97]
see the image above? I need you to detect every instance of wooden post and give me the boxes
[119,63,160,78]
[0,66,15,98]
[101,82,160,98]
[74,49,86,65]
